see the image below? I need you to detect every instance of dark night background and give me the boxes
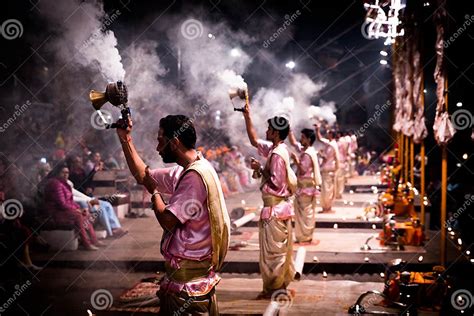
[0,1,473,315]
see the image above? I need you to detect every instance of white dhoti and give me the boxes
[348,156,355,178]
[345,158,352,178]
[259,218,295,294]
[320,171,335,211]
[294,194,316,242]
[335,165,346,199]
[351,160,357,177]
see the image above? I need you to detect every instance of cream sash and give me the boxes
[263,143,297,195]
[304,146,322,186]
[177,158,231,272]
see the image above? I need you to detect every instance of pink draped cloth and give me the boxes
[149,166,212,266]
[257,140,294,220]
[293,142,318,196]
[433,0,455,145]
[350,135,358,155]
[319,139,340,172]
[149,157,216,295]
[337,138,349,164]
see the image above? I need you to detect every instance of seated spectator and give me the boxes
[104,151,120,169]
[43,163,104,251]
[36,161,52,185]
[68,155,95,195]
[68,181,128,239]
[85,152,106,174]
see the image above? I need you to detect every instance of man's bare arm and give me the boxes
[314,124,323,141]
[291,152,304,174]
[242,101,259,148]
[116,119,147,184]
[151,193,179,232]
[288,129,298,147]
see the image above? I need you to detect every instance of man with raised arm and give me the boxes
[116,115,230,316]
[314,125,340,213]
[288,128,322,243]
[241,102,297,299]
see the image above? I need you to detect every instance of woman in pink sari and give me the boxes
[43,163,103,251]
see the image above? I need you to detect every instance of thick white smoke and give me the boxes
[167,17,336,145]
[169,18,254,109]
[249,73,329,137]
[39,0,125,81]
[120,40,184,155]
[36,3,338,156]
[218,69,248,90]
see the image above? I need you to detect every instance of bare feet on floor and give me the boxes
[318,209,335,214]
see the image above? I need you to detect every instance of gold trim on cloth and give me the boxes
[297,178,316,188]
[262,194,287,207]
[165,260,212,283]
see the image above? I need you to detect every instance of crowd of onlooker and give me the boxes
[356,147,380,175]
[1,125,374,275]
[199,145,255,197]
[0,138,132,273]
[0,132,260,274]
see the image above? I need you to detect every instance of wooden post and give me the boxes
[420,78,426,226]
[440,145,447,266]
[420,142,426,225]
[410,138,414,185]
[440,77,449,266]
[399,133,404,180]
[404,135,409,183]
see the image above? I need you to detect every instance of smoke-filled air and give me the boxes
[2,0,339,169]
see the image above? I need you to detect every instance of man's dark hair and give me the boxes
[301,128,316,145]
[267,116,290,140]
[159,115,197,149]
